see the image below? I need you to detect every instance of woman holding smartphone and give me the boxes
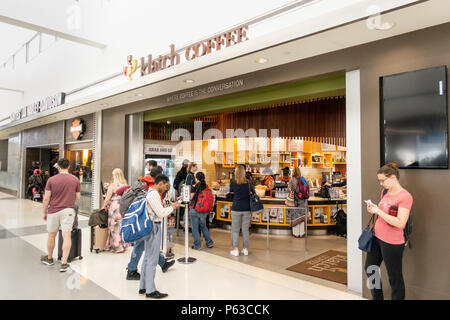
[365,162,413,300]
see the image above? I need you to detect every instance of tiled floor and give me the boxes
[0,192,363,300]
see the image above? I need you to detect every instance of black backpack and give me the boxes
[335,209,347,237]
[382,189,413,248]
[119,180,148,217]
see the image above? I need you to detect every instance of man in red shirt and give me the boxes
[41,158,81,272]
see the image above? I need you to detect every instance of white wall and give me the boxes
[0,0,294,119]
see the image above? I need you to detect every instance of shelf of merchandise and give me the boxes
[216,201,346,227]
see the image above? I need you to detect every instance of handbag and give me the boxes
[89,208,108,227]
[285,184,296,207]
[248,182,264,214]
[358,215,377,253]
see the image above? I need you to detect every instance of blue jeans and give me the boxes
[127,239,165,272]
[190,209,213,249]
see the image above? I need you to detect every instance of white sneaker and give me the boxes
[230,249,239,257]
[241,248,249,256]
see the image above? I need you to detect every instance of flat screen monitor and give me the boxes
[380,66,448,169]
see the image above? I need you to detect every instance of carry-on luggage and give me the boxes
[57,228,83,262]
[90,225,108,253]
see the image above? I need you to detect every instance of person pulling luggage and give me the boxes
[40,158,81,272]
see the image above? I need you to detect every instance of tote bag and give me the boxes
[358,215,377,253]
[248,182,264,214]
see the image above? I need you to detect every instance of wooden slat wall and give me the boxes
[144,97,346,146]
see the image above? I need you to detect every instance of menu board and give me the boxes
[208,139,219,151]
[321,143,336,152]
[288,139,304,151]
[257,138,268,152]
[271,138,287,152]
[236,137,247,151]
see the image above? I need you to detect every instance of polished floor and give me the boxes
[0,192,363,300]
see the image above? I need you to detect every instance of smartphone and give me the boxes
[177,199,182,203]
[364,200,374,206]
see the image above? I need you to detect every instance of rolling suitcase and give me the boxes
[57,206,82,262]
[57,228,83,262]
[90,225,108,253]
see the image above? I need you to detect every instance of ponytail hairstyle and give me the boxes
[194,171,207,193]
[377,161,400,180]
[195,171,206,183]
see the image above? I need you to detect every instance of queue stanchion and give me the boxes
[177,185,196,264]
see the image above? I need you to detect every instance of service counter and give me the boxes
[214,195,346,234]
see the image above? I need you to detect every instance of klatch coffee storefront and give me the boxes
[99,23,450,299]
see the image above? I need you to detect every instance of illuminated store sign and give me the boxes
[124,25,249,79]
[10,92,66,122]
[70,118,86,140]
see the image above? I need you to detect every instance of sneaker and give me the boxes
[127,270,140,280]
[40,255,54,266]
[230,249,239,257]
[191,245,201,250]
[241,248,249,256]
[207,241,214,248]
[59,263,70,272]
[166,251,175,259]
[146,291,168,299]
[139,289,146,295]
[161,260,175,273]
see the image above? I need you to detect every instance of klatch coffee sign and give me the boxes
[71,118,86,140]
[124,25,249,79]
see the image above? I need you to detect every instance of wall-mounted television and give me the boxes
[380,66,448,169]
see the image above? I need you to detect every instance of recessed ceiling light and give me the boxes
[375,22,396,30]
[135,93,143,97]
[255,58,269,64]
[184,79,195,84]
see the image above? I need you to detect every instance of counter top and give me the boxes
[215,195,346,205]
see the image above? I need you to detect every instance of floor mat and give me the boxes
[286,250,347,284]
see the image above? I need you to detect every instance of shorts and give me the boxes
[47,208,75,233]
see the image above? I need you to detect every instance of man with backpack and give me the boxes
[126,166,175,281]
[173,159,189,196]
[139,174,180,299]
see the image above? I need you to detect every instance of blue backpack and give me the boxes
[121,194,153,243]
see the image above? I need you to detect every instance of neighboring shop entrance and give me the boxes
[24,146,60,200]
[65,142,93,214]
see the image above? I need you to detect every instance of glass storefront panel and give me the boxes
[66,149,93,213]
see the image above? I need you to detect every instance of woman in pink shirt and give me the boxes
[365,162,413,300]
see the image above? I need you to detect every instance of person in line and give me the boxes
[173,159,189,195]
[189,172,214,250]
[145,160,158,176]
[139,174,181,299]
[279,166,291,184]
[287,167,309,235]
[365,162,413,300]
[41,158,80,272]
[185,162,198,187]
[229,165,255,257]
[126,166,175,280]
[102,168,129,253]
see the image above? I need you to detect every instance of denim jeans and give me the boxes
[189,209,213,249]
[127,239,165,272]
[231,211,251,248]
